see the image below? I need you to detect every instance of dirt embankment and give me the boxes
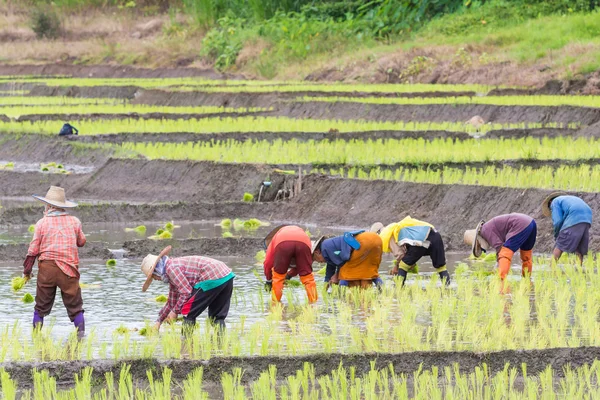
[28,85,140,100]
[3,347,600,388]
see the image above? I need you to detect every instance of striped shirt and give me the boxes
[27,214,86,278]
[158,256,232,322]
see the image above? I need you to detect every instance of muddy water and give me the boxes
[0,161,94,174]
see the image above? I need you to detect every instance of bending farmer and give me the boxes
[375,216,450,286]
[141,246,235,331]
[312,228,383,289]
[542,192,592,265]
[263,225,317,304]
[24,186,86,333]
[464,213,537,283]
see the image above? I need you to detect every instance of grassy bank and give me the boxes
[2,1,600,85]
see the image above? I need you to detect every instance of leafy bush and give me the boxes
[30,6,61,39]
[200,16,245,70]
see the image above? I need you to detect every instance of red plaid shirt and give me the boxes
[158,256,232,322]
[27,214,86,278]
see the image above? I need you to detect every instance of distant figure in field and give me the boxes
[311,226,383,290]
[542,192,592,265]
[59,123,78,136]
[466,115,485,130]
[24,186,86,333]
[464,213,537,291]
[376,217,450,286]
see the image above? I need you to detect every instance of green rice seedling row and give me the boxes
[301,94,600,108]
[0,96,125,106]
[322,164,600,192]
[0,117,575,136]
[118,137,600,165]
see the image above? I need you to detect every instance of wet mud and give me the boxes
[3,347,600,388]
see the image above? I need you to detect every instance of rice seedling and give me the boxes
[11,276,29,292]
[22,293,34,303]
[243,192,254,202]
[255,250,266,262]
[125,225,147,235]
[0,96,121,106]
[115,325,129,335]
[159,231,172,240]
[28,224,35,233]
[222,232,234,238]
[118,136,597,166]
[164,222,175,232]
[0,161,14,169]
[106,259,117,268]
[0,116,574,136]
[220,218,232,228]
[156,295,168,303]
[243,218,268,230]
[79,283,101,289]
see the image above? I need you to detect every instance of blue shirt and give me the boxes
[551,196,592,237]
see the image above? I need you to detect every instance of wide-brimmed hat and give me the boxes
[464,220,490,258]
[311,236,325,254]
[542,191,567,217]
[370,222,384,234]
[141,246,172,292]
[263,224,290,249]
[32,186,77,208]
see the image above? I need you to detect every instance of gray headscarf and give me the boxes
[152,256,170,283]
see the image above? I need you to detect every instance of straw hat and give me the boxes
[141,246,172,292]
[311,236,325,254]
[542,191,567,217]
[464,220,490,258]
[32,186,77,208]
[370,222,384,234]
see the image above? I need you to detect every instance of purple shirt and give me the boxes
[480,213,533,252]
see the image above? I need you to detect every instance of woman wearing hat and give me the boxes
[542,192,592,265]
[24,186,86,333]
[141,246,235,330]
[376,216,450,286]
[262,225,317,304]
[311,227,383,289]
[464,213,537,286]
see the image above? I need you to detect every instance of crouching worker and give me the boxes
[312,228,383,289]
[141,246,235,331]
[24,186,86,333]
[375,217,450,286]
[263,225,317,304]
[464,213,537,286]
[542,192,592,265]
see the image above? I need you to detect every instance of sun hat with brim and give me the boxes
[370,222,384,234]
[464,220,490,258]
[263,224,290,249]
[32,186,77,208]
[542,191,567,217]
[311,236,326,254]
[141,245,172,292]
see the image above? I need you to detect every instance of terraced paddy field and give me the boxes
[2,67,600,398]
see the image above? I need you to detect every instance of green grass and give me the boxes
[119,137,599,165]
[0,116,573,136]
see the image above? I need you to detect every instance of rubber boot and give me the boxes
[520,249,533,278]
[33,310,43,329]
[498,246,514,294]
[271,270,286,303]
[436,265,451,286]
[300,273,318,304]
[73,312,85,335]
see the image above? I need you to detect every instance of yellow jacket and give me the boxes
[379,216,434,253]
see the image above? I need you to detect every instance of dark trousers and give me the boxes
[273,240,313,276]
[402,230,446,269]
[36,260,84,321]
[182,278,233,328]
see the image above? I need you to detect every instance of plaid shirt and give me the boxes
[158,256,232,322]
[27,214,86,278]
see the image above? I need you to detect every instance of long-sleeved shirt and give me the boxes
[158,256,232,322]
[321,235,353,281]
[27,214,86,277]
[263,226,311,281]
[551,196,593,237]
[480,213,533,252]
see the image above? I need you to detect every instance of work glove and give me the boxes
[264,280,272,293]
[23,255,36,277]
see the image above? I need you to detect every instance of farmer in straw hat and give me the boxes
[262,225,317,304]
[141,246,235,331]
[24,186,86,333]
[464,213,537,289]
[311,226,384,290]
[374,217,450,286]
[542,192,592,265]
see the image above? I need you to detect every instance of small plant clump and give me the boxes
[158,231,172,240]
[125,225,147,235]
[22,293,34,303]
[28,225,35,233]
[222,231,234,238]
[220,218,232,228]
[255,250,266,262]
[243,192,254,202]
[106,259,117,268]
[11,277,28,292]
[155,295,168,303]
